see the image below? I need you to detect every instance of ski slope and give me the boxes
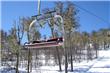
[0,48,110,73]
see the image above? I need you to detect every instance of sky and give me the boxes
[1,0,110,43]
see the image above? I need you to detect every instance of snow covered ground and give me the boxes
[1,48,110,73]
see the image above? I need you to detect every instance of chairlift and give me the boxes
[24,13,64,49]
[24,0,64,49]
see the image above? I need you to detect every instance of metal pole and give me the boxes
[38,0,40,15]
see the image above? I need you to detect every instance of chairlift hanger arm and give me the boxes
[32,14,42,18]
[32,14,42,17]
[44,10,56,14]
[32,10,56,17]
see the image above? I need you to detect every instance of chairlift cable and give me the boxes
[74,4,110,25]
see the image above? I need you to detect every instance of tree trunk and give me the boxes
[16,52,19,73]
[16,41,20,73]
[96,48,98,58]
[69,33,73,71]
[95,43,98,58]
[65,48,68,73]
[104,41,106,49]
[56,47,62,71]
[27,32,31,73]
[27,49,30,73]
[70,52,73,71]
[70,47,73,71]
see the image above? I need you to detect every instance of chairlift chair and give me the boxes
[24,37,63,49]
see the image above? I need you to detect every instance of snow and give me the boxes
[0,48,110,73]
[88,49,110,73]
[0,66,26,73]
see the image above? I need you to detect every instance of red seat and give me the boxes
[24,37,63,49]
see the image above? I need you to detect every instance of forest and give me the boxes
[1,1,110,73]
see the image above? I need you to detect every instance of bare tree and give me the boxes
[7,17,24,73]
